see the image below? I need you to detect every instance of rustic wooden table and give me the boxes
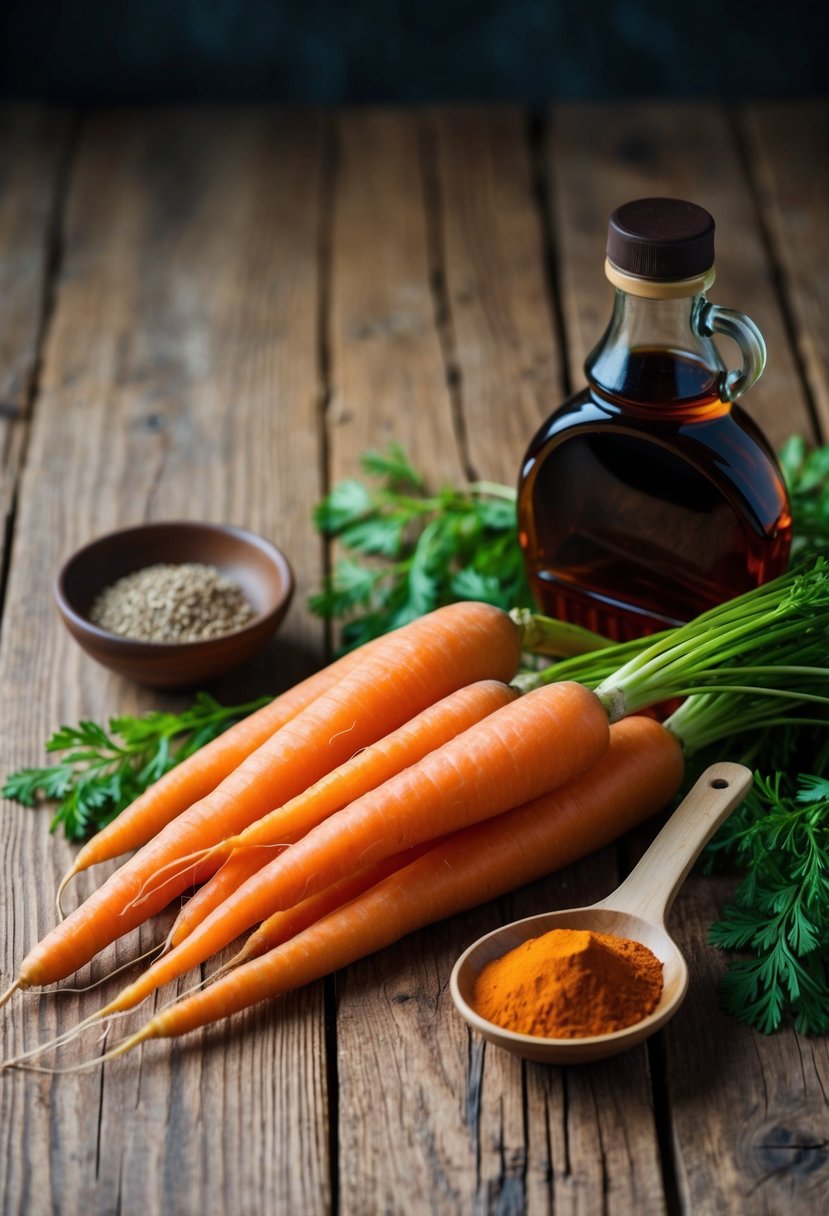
[1,102,827,1216]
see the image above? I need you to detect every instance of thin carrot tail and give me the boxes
[0,942,170,1068]
[165,845,277,949]
[119,842,228,916]
[185,906,287,979]
[48,941,167,995]
[3,1021,158,1074]
[0,1007,113,1069]
[55,865,80,920]
[101,1023,159,1061]
[0,978,21,1010]
[201,954,242,985]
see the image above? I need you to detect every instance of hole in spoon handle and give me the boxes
[600,762,754,925]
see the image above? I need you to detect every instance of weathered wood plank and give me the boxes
[1,102,823,1216]
[524,1052,669,1216]
[0,108,330,1216]
[549,101,814,447]
[486,853,669,1216]
[744,100,829,436]
[0,107,74,568]
[337,853,669,1215]
[326,109,463,484]
[327,107,532,1216]
[428,107,561,484]
[666,877,829,1214]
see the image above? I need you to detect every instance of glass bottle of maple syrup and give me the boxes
[517,198,792,641]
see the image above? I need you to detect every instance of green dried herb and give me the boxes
[780,434,829,561]
[706,766,829,1035]
[310,443,532,650]
[2,691,270,840]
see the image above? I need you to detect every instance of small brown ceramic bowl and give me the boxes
[55,521,295,689]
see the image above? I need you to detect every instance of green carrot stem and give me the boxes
[515,561,828,718]
[511,609,614,658]
[623,612,820,685]
[660,684,829,704]
[664,683,828,754]
[512,631,657,691]
[468,481,518,501]
[591,563,828,720]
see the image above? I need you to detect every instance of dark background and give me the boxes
[0,0,826,104]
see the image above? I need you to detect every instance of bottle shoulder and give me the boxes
[525,387,778,461]
[520,388,789,528]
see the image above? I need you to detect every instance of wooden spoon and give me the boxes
[450,761,753,1064]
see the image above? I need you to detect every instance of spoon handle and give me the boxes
[593,761,754,925]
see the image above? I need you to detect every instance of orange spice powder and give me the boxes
[472,927,663,1038]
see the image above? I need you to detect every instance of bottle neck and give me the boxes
[586,289,728,411]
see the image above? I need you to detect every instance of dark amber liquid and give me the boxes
[517,350,792,641]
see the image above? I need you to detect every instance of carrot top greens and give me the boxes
[779,434,829,560]
[705,764,829,1035]
[309,443,533,649]
[518,559,829,716]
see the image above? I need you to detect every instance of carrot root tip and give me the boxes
[159,927,176,957]
[120,844,220,918]
[0,1008,110,1069]
[0,977,22,1011]
[106,1023,158,1061]
[55,867,78,921]
[3,1020,157,1074]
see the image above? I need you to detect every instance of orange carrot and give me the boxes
[107,716,684,1050]
[59,631,391,892]
[216,845,434,971]
[96,680,610,1015]
[69,633,392,871]
[165,679,519,948]
[12,601,523,992]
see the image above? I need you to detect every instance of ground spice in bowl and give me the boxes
[89,562,255,643]
[472,927,663,1039]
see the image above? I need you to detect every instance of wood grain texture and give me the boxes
[664,877,829,1214]
[338,852,669,1215]
[0,108,72,416]
[428,107,561,483]
[325,107,473,1215]
[548,101,815,446]
[326,109,463,485]
[744,101,829,436]
[0,108,330,1216]
[0,108,74,567]
[1,103,826,1216]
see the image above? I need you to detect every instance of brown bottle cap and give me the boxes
[607,198,715,281]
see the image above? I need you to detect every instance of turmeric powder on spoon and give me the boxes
[472,928,663,1039]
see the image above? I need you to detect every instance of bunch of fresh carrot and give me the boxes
[2,564,828,1065]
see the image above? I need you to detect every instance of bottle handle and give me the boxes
[697,302,767,402]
